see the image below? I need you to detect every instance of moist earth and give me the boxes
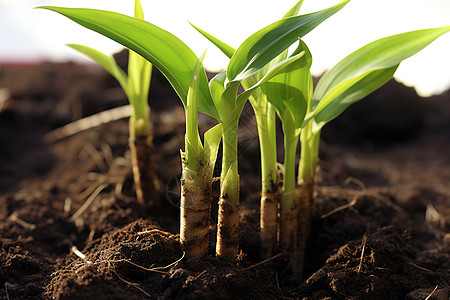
[1,59,449,299]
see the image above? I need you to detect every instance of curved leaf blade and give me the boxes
[37,6,219,120]
[190,23,236,59]
[261,40,312,128]
[312,25,450,121]
[313,65,398,131]
[67,44,128,94]
[227,0,350,82]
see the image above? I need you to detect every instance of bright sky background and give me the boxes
[1,0,449,96]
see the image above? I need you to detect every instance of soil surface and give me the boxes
[1,57,449,299]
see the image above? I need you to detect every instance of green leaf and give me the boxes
[186,51,207,158]
[236,49,306,106]
[67,44,128,94]
[189,0,306,61]
[190,22,235,59]
[261,40,312,128]
[209,71,227,113]
[313,65,398,129]
[134,0,144,20]
[283,0,305,18]
[202,124,223,163]
[38,6,219,120]
[311,25,450,128]
[227,0,350,82]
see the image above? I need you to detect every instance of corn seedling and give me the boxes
[38,0,450,272]
[294,25,450,276]
[191,0,349,259]
[61,0,158,208]
[37,1,300,260]
[261,25,450,277]
[37,3,223,258]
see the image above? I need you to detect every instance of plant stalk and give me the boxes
[180,153,213,259]
[253,100,279,258]
[296,124,320,278]
[216,118,240,261]
[279,112,300,275]
[129,110,159,208]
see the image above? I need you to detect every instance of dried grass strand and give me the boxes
[45,105,132,143]
[69,183,108,222]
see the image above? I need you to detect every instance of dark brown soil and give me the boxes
[1,57,449,300]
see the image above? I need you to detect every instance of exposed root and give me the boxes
[71,246,92,264]
[8,212,36,230]
[192,270,207,281]
[425,286,439,300]
[358,235,368,274]
[114,270,152,298]
[136,229,173,237]
[321,196,359,219]
[409,262,435,273]
[243,253,283,271]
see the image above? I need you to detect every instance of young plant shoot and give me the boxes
[297,25,450,268]
[62,0,158,208]
[192,0,350,259]
[37,3,223,259]
[261,39,313,276]
[181,53,222,258]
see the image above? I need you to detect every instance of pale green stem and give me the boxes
[220,119,240,204]
[253,98,278,193]
[282,113,299,195]
[298,124,320,186]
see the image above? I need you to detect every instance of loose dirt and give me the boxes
[1,58,449,299]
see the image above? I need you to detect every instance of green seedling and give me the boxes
[64,0,158,208]
[37,1,307,260]
[38,0,350,261]
[262,25,450,277]
[37,2,221,259]
[192,0,349,259]
[296,25,450,275]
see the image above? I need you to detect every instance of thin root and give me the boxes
[243,253,283,271]
[8,212,36,230]
[358,235,368,274]
[114,270,152,298]
[71,245,92,264]
[136,229,173,237]
[321,196,358,219]
[409,262,435,273]
[193,270,207,281]
[425,285,439,300]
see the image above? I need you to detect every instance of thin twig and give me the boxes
[114,270,152,298]
[358,235,368,274]
[69,183,108,222]
[243,253,283,271]
[424,285,438,300]
[45,105,132,143]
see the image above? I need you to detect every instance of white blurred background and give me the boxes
[1,0,449,96]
